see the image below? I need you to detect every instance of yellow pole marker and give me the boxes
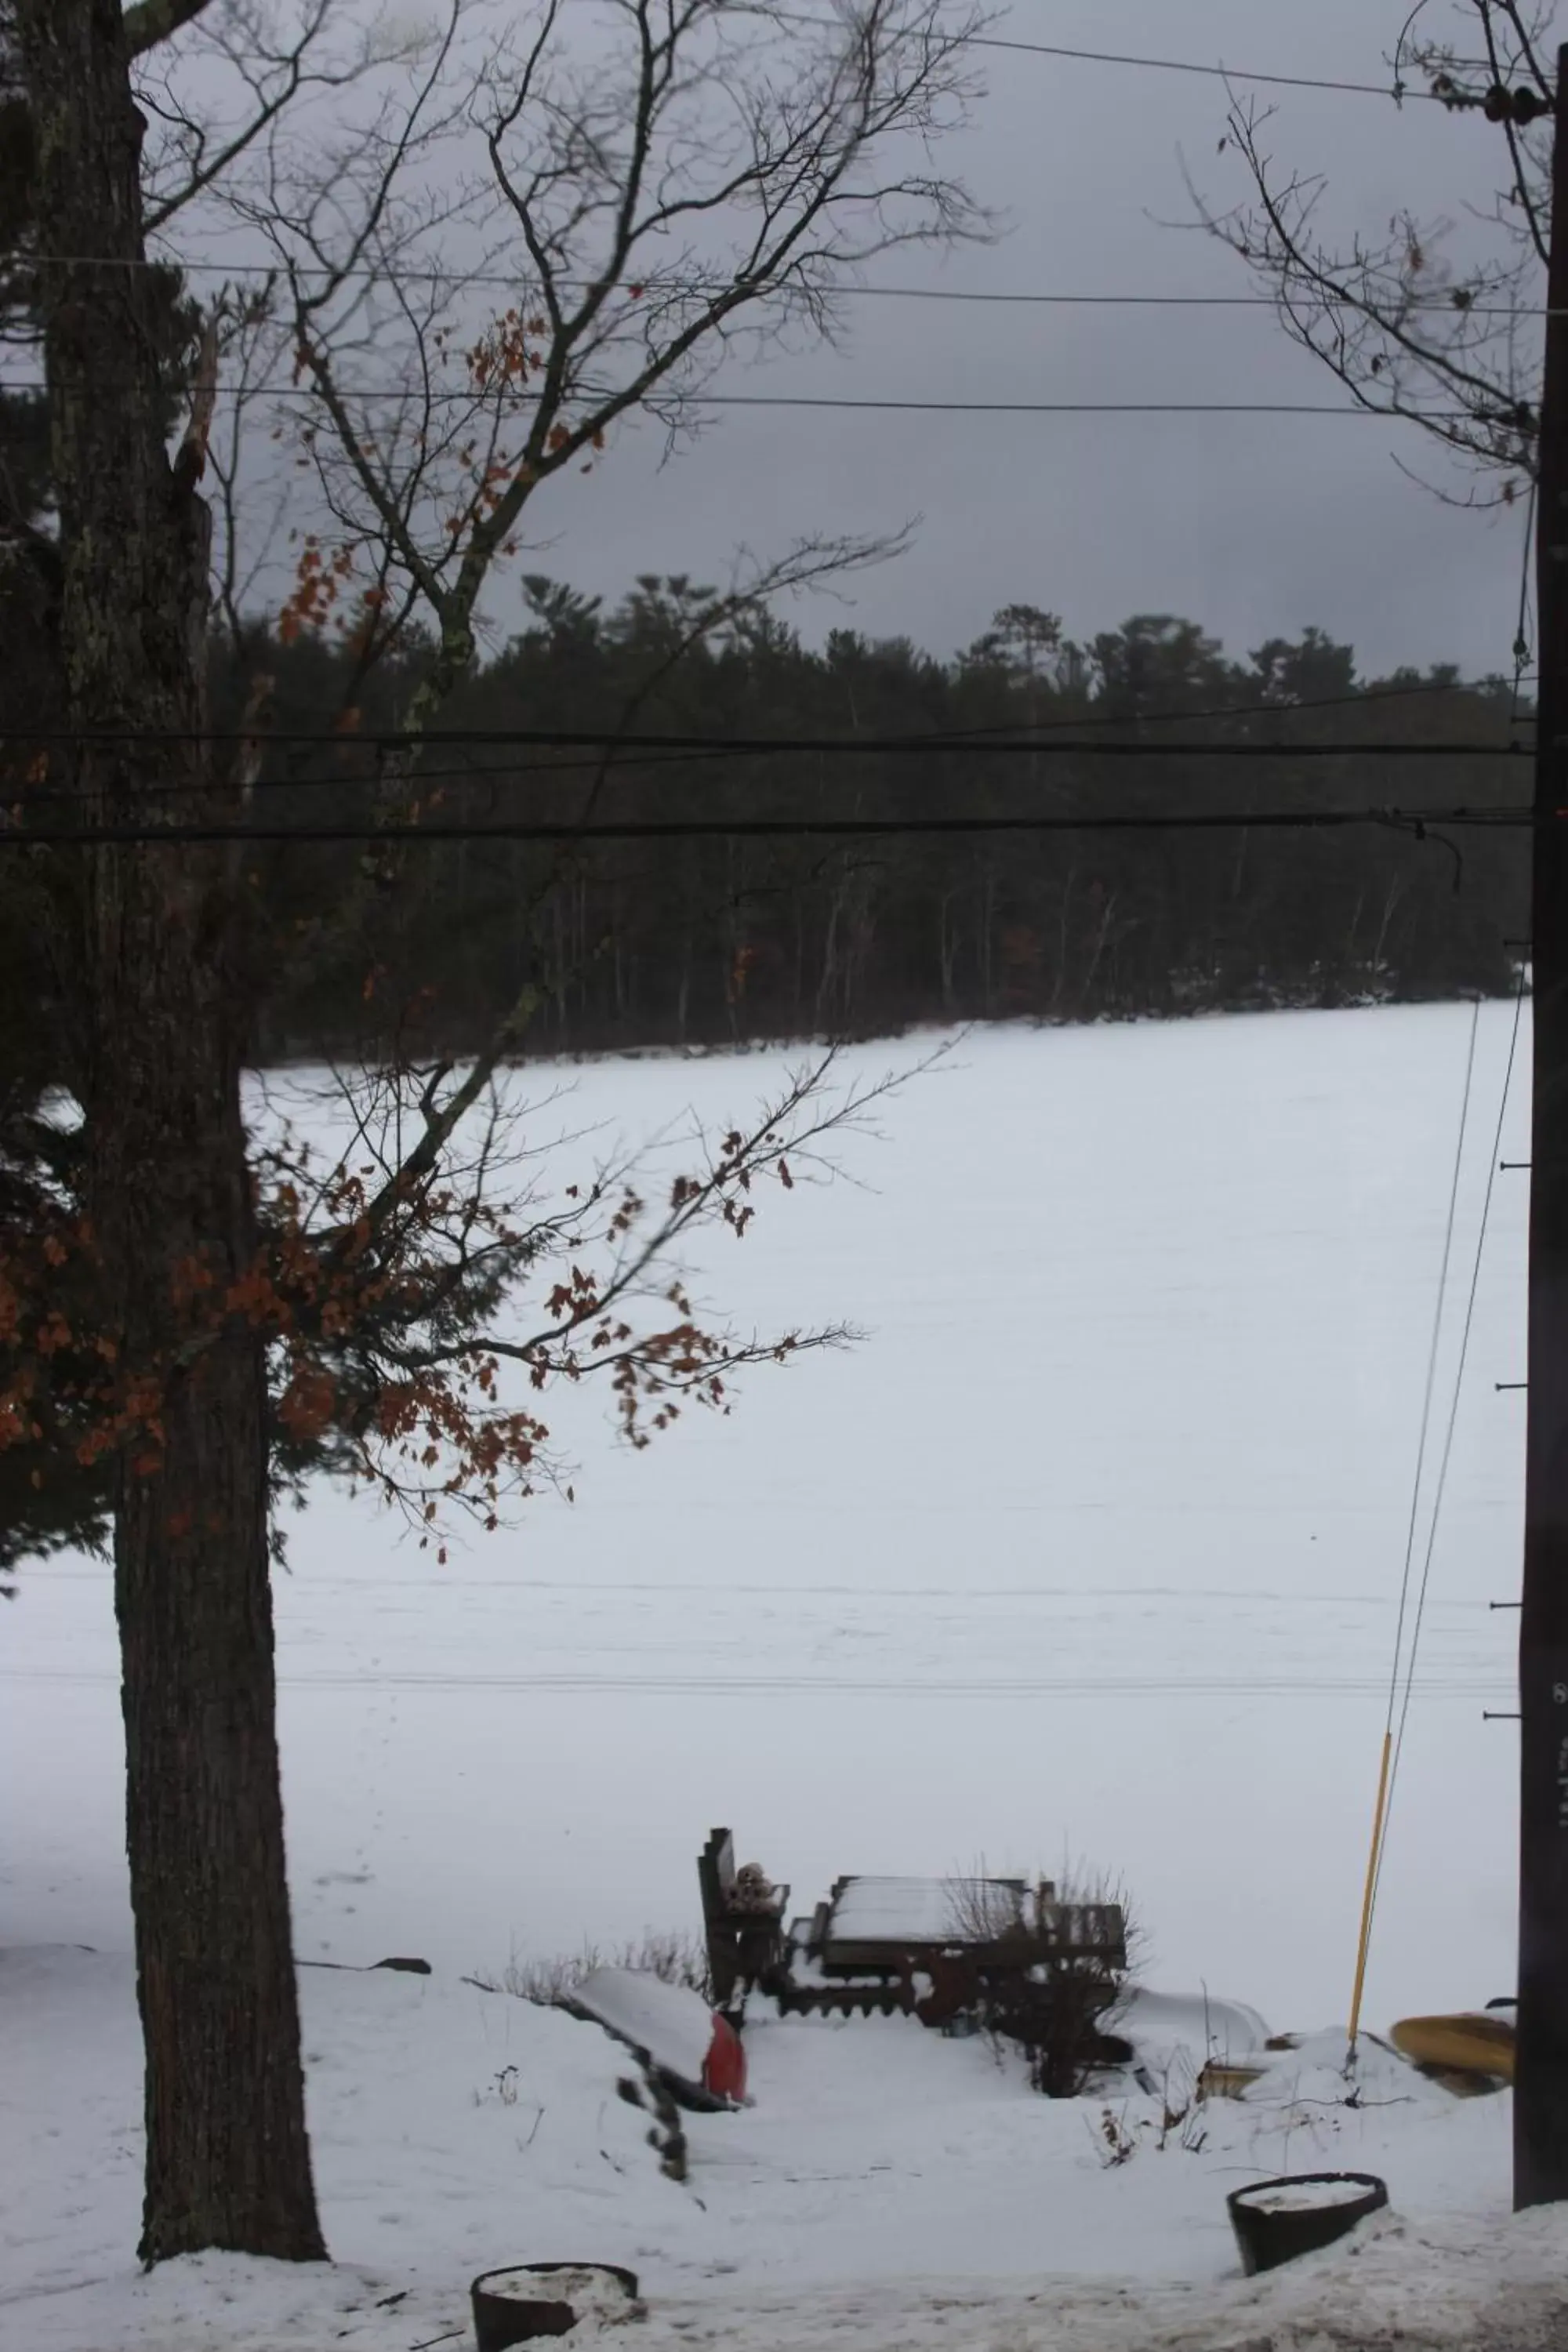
[1348,1730,1393,2057]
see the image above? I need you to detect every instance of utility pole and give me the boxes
[1517,42,1568,2215]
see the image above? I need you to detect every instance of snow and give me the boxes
[1235,2177,1381,2214]
[0,1006,1523,2032]
[827,1876,1020,1943]
[474,2263,640,2323]
[570,1965,716,2085]
[1236,2027,1455,2121]
[1117,1988,1271,2077]
[0,1002,1546,2347]
[2,1944,1563,2351]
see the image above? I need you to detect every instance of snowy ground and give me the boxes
[0,1004,1540,2347]
[6,1944,1563,2352]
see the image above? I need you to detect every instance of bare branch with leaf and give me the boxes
[247,1046,916,1547]
[1186,0,1552,506]
[222,0,987,732]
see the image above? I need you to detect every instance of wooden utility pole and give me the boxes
[1517,41,1568,2215]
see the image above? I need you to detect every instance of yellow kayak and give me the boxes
[1390,2011,1515,2085]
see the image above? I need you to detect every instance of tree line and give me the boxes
[230,587,1530,1063]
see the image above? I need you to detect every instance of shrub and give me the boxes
[471,1929,714,2009]
[947,1861,1144,2100]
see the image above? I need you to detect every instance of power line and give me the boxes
[15,743,1533,818]
[0,1664,1511,1697]
[315,391,1522,421]
[29,1570,1508,1595]
[11,739,1530,809]
[951,674,1535,741]
[0,805,1533,848]
[776,13,1442,100]
[16,257,1540,314]
[0,380,1503,420]
[0,376,1501,419]
[973,34,1426,97]
[5,679,1532,800]
[3,670,1534,765]
[7,723,1530,756]
[1371,966,1529,1936]
[9,748,1532,793]
[1384,1003,1482,1755]
[6,722,1534,819]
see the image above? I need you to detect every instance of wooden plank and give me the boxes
[697,1828,738,1928]
[698,1828,739,2007]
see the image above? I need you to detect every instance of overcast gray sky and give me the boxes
[527,0,1544,680]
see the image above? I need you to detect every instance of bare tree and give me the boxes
[1189,2,1555,508]
[194,0,986,1270]
[4,0,983,2267]
[947,1863,1142,2098]
[218,0,988,721]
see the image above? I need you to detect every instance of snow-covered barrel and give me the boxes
[1227,2172,1388,2275]
[470,2263,639,2347]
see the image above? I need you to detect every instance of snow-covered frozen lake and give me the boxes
[0,1003,1527,2034]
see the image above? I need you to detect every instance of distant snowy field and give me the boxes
[1,1004,1528,2029]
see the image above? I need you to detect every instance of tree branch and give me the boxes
[1185,68,1543,494]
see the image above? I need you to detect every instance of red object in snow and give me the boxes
[702,2011,747,2103]
[571,1967,750,2109]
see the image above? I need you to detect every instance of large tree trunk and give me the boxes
[106,976,324,2266]
[20,0,325,2266]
